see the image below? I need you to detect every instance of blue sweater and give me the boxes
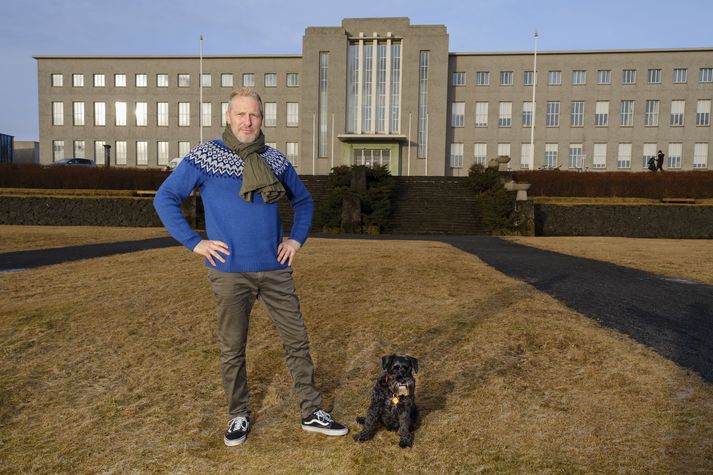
[153,139,313,273]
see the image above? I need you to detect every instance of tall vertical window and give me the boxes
[114,74,126,87]
[700,68,713,83]
[73,102,85,126]
[450,143,464,168]
[475,71,489,85]
[474,143,487,166]
[287,73,300,86]
[201,73,212,87]
[72,74,84,87]
[390,42,401,133]
[264,73,277,87]
[51,74,63,87]
[93,74,105,87]
[178,142,191,157]
[52,140,64,161]
[670,100,685,126]
[693,143,708,169]
[157,102,168,127]
[668,143,682,168]
[115,141,127,165]
[135,74,148,87]
[696,99,711,126]
[644,100,659,126]
[592,143,607,169]
[417,51,428,158]
[568,144,584,169]
[617,143,632,169]
[642,143,657,169]
[157,74,169,87]
[157,141,169,166]
[221,74,233,87]
[672,68,688,83]
[452,72,466,86]
[263,102,277,127]
[499,71,513,86]
[221,102,229,126]
[620,100,634,126]
[319,52,329,157]
[178,73,191,87]
[570,101,584,127]
[346,44,359,133]
[286,142,299,166]
[597,69,611,84]
[451,102,465,127]
[544,143,558,169]
[622,69,636,84]
[201,102,212,127]
[520,143,532,169]
[547,71,561,85]
[523,70,534,86]
[571,70,586,85]
[545,101,560,127]
[286,103,299,127]
[595,101,609,126]
[135,102,147,126]
[94,141,106,164]
[136,141,148,166]
[498,102,512,127]
[647,69,661,84]
[375,44,387,133]
[522,101,533,127]
[94,102,105,126]
[115,102,127,126]
[242,73,255,87]
[474,102,488,128]
[178,102,190,127]
[73,140,85,158]
[52,102,64,125]
[361,44,373,132]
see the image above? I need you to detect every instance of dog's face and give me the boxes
[382,354,418,397]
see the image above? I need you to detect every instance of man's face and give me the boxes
[225,95,263,143]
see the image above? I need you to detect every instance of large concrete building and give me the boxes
[35,17,712,175]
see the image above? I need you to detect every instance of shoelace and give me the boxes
[314,410,333,423]
[228,416,248,432]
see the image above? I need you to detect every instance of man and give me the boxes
[656,150,665,171]
[154,87,347,446]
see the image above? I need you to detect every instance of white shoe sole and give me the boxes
[224,434,247,446]
[301,424,349,436]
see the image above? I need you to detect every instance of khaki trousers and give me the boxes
[207,268,322,420]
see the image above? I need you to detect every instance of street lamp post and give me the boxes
[529,31,538,170]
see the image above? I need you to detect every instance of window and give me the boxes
[597,69,611,84]
[94,141,106,165]
[417,51,428,158]
[115,102,127,126]
[450,143,464,168]
[178,102,190,127]
[670,100,685,126]
[73,140,85,158]
[617,143,632,169]
[451,102,465,127]
[622,69,636,84]
[523,70,534,86]
[319,51,330,154]
[353,148,391,168]
[668,143,682,168]
[647,69,661,84]
[135,74,148,87]
[520,143,532,169]
[452,72,466,86]
[696,100,711,126]
[178,141,191,157]
[592,143,607,169]
[390,43,401,133]
[73,102,85,126]
[644,100,659,126]
[693,143,709,169]
[157,102,168,127]
[52,102,64,126]
[178,74,191,87]
[157,141,169,166]
[136,141,148,166]
[475,71,489,86]
[221,102,229,126]
[114,74,126,87]
[94,102,105,126]
[72,74,84,87]
[474,143,487,166]
[474,102,488,127]
[595,101,609,126]
[157,74,169,87]
[51,73,63,87]
[361,45,373,133]
[570,101,584,127]
[544,143,558,169]
[201,102,212,127]
[115,141,127,165]
[569,144,584,169]
[286,102,299,127]
[200,73,211,87]
[642,143,657,169]
[221,73,233,87]
[242,73,255,87]
[522,101,533,128]
[286,142,299,166]
[52,140,64,161]
[93,74,105,87]
[497,143,511,164]
[545,101,560,127]
[547,70,561,85]
[499,71,513,86]
[673,68,688,83]
[498,102,512,127]
[135,102,147,126]
[700,68,713,83]
[264,73,277,87]
[620,100,634,126]
[287,73,300,86]
[264,102,277,127]
[572,70,586,85]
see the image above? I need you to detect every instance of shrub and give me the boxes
[0,164,170,190]
[468,163,517,234]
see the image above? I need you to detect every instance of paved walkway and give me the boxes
[2,235,712,383]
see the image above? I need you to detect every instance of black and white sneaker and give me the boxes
[224,416,249,446]
[301,409,348,436]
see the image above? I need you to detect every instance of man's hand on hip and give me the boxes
[277,239,301,266]
[193,240,230,266]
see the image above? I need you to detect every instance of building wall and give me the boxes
[13,141,39,164]
[0,133,13,164]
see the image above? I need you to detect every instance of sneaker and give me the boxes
[224,416,249,446]
[301,409,348,436]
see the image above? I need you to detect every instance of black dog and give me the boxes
[355,354,419,448]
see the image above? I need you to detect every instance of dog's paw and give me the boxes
[399,436,413,448]
[354,431,373,442]
[355,416,365,425]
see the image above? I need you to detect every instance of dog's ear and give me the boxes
[407,356,419,373]
[382,354,396,370]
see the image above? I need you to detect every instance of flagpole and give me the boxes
[529,31,538,170]
[199,33,204,144]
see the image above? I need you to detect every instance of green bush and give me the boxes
[468,163,516,234]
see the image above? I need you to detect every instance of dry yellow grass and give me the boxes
[1,236,712,473]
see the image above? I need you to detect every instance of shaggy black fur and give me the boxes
[355,354,419,448]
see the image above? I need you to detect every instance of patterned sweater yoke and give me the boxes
[184,139,290,180]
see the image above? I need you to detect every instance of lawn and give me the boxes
[1,229,712,473]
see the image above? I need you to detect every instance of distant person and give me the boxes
[153,87,347,447]
[656,150,665,171]
[647,156,657,172]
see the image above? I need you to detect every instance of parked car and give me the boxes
[51,158,96,167]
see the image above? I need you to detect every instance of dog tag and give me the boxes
[391,396,400,405]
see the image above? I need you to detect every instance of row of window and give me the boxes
[51,140,300,166]
[448,142,710,170]
[50,72,300,89]
[51,101,300,128]
[452,67,713,87]
[451,99,712,128]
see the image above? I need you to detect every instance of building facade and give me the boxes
[36,17,713,175]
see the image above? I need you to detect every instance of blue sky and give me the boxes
[2,0,711,141]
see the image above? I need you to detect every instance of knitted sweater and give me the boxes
[153,139,313,272]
